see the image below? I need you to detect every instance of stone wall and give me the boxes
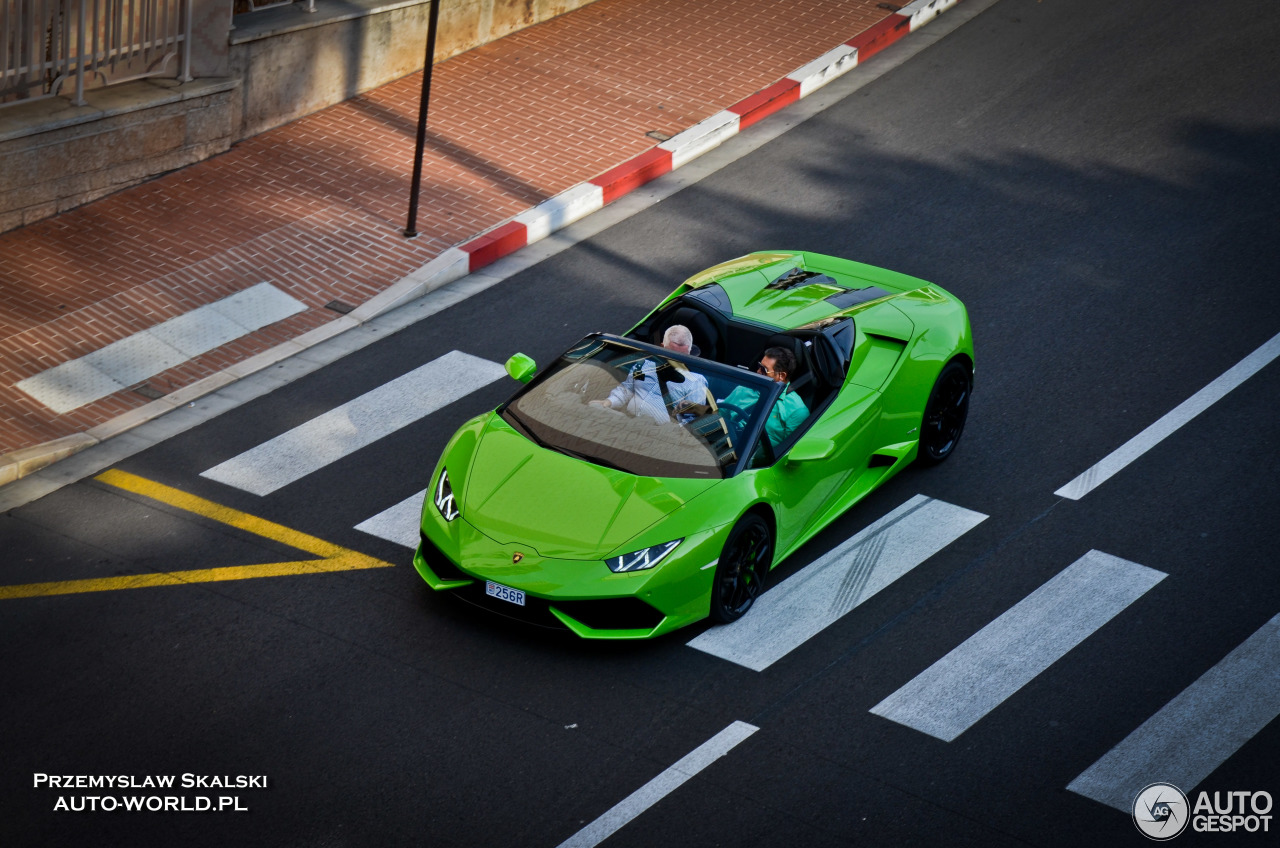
[230,0,597,139]
[0,79,240,234]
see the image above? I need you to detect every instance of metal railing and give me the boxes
[1,0,192,109]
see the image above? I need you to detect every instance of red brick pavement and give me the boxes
[0,0,892,459]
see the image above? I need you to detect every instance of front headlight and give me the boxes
[606,539,682,573]
[434,468,460,522]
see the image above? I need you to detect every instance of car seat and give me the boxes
[655,306,721,361]
[761,333,814,400]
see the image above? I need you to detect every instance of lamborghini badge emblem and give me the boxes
[512,552,524,563]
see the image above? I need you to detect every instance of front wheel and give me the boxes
[917,360,971,465]
[709,514,773,623]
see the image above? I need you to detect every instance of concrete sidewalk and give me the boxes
[0,0,963,485]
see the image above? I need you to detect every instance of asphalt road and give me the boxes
[3,0,1279,845]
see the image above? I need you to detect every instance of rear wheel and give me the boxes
[917,360,971,465]
[709,513,773,623]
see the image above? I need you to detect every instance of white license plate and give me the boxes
[485,581,526,607]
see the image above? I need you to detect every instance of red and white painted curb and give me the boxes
[352,0,962,320]
[0,0,962,487]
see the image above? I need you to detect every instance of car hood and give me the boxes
[459,420,720,558]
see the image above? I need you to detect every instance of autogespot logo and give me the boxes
[1134,783,1190,840]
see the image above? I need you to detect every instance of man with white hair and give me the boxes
[590,325,709,423]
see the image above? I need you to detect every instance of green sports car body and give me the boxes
[414,251,974,639]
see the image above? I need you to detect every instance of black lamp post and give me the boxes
[404,0,443,238]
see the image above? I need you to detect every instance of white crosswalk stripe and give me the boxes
[870,550,1166,741]
[687,495,987,671]
[201,350,506,495]
[1067,613,1280,811]
[17,283,306,414]
[1056,331,1280,500]
[556,721,759,848]
[355,489,426,549]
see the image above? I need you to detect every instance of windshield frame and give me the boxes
[499,333,783,478]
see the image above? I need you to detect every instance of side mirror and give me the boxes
[505,353,537,384]
[787,436,834,464]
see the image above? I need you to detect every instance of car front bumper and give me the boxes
[414,506,729,640]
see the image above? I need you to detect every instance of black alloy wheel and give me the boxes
[709,513,773,623]
[917,360,971,465]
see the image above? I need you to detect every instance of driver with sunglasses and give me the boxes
[719,346,809,447]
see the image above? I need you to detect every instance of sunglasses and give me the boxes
[755,363,776,376]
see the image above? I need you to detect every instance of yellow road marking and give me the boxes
[0,469,393,600]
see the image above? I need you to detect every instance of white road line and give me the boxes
[556,721,758,848]
[1056,331,1280,500]
[870,551,1166,742]
[354,489,425,549]
[1067,613,1280,812]
[687,496,987,671]
[16,283,306,414]
[201,351,505,495]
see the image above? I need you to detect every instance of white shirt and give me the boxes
[607,359,708,424]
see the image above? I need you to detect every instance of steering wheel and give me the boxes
[716,402,749,443]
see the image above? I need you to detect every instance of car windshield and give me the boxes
[501,337,779,479]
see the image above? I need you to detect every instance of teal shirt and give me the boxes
[722,385,809,447]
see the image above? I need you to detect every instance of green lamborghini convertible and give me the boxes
[414,251,973,639]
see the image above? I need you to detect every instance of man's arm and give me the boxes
[670,372,711,414]
[594,359,651,409]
